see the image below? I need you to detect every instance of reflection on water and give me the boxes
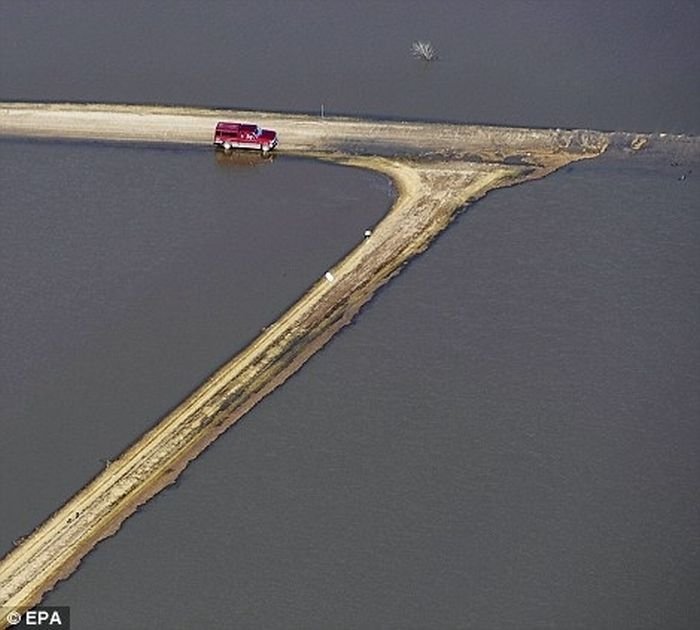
[214,149,276,169]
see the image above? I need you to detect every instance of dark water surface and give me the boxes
[2,1,700,629]
[0,138,390,554]
[1,0,699,134]
[2,141,698,630]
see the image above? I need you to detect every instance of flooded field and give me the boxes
[1,1,699,628]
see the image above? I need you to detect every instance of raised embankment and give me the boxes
[0,102,611,625]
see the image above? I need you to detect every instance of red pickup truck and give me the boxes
[213,121,278,153]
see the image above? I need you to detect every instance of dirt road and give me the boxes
[0,101,607,159]
[0,102,609,625]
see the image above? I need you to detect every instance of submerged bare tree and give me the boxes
[411,40,438,61]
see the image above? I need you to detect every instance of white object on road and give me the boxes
[325,271,335,283]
